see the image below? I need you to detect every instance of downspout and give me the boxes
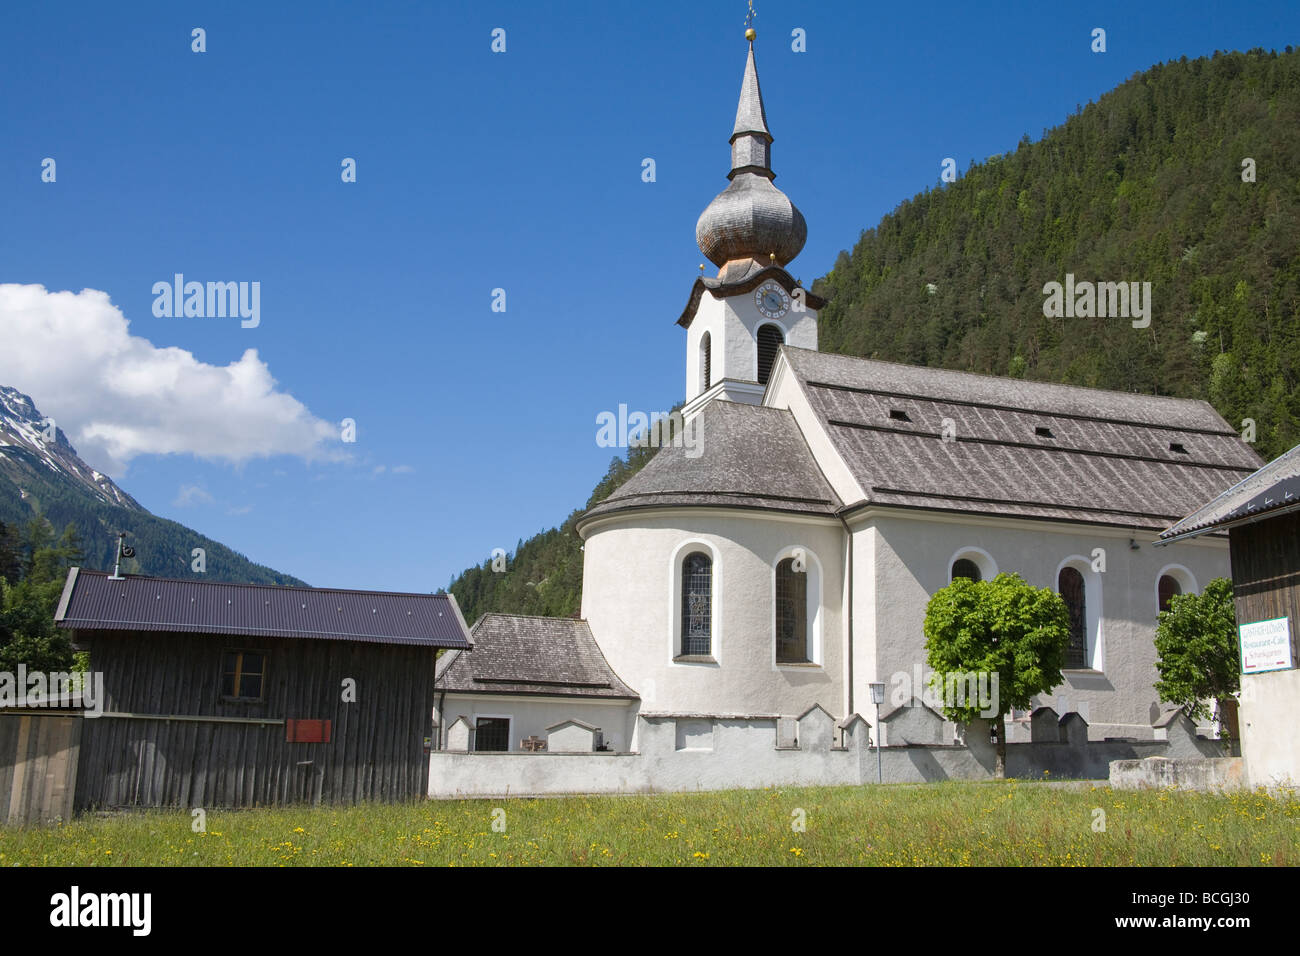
[838,512,854,719]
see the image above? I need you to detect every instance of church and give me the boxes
[432,29,1261,784]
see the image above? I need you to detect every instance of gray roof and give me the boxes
[1160,442,1300,542]
[437,613,638,699]
[579,400,842,525]
[55,568,473,648]
[782,347,1262,530]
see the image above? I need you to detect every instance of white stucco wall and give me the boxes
[1238,667,1300,787]
[856,510,1232,739]
[434,693,637,753]
[580,509,846,720]
[685,292,817,403]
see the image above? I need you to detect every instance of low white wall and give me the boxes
[427,708,1212,797]
[435,693,635,753]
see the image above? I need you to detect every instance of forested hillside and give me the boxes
[448,47,1300,622]
[814,47,1300,462]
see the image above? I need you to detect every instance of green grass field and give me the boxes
[1,781,1295,866]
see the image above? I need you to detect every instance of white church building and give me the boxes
[431,30,1261,793]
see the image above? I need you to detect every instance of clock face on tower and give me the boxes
[755,280,791,319]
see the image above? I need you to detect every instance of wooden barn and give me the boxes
[43,568,472,811]
[1160,442,1300,787]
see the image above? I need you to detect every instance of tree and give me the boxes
[0,521,21,585]
[1153,577,1239,732]
[923,572,1071,776]
[0,577,75,673]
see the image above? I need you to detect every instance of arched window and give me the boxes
[775,558,808,663]
[757,324,784,386]
[1157,574,1181,613]
[700,332,712,391]
[1058,567,1087,668]
[681,551,713,656]
[951,558,982,582]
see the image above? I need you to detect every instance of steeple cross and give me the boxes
[745,1,756,31]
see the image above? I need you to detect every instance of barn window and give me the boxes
[681,551,713,656]
[1058,567,1087,668]
[775,558,808,663]
[951,558,982,583]
[1158,574,1181,613]
[756,324,784,386]
[700,332,712,391]
[474,717,510,752]
[221,650,266,700]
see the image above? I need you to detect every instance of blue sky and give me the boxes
[1,1,1297,592]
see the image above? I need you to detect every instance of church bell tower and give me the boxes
[679,26,824,420]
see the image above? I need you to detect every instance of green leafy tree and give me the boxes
[1153,577,1239,730]
[923,572,1071,776]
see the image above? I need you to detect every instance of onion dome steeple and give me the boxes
[695,31,807,276]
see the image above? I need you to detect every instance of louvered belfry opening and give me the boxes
[701,332,712,391]
[775,557,807,662]
[951,558,982,583]
[757,324,784,385]
[1059,567,1087,667]
[681,552,713,655]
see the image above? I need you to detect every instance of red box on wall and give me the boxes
[286,719,331,743]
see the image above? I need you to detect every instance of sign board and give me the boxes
[1239,617,1294,674]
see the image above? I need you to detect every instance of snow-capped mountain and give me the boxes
[0,386,144,511]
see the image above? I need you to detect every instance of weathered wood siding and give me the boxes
[1230,512,1300,661]
[0,713,81,825]
[75,632,435,809]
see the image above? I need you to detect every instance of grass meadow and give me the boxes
[1,780,1295,866]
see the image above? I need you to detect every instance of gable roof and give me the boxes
[1159,441,1300,543]
[436,613,639,699]
[54,568,473,648]
[579,400,841,526]
[780,347,1262,530]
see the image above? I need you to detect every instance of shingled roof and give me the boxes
[436,613,638,699]
[55,568,473,648]
[579,400,842,525]
[1159,442,1300,543]
[780,347,1262,530]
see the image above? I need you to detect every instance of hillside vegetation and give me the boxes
[449,47,1300,620]
[815,47,1300,462]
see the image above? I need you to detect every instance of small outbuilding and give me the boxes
[1160,442,1300,787]
[434,613,638,753]
[46,568,473,810]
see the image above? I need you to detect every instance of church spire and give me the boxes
[729,42,773,180]
[695,26,806,274]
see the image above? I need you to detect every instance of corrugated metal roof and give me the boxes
[55,569,473,648]
[1160,442,1300,542]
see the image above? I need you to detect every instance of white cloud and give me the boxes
[173,484,215,507]
[0,284,341,476]
[391,464,415,474]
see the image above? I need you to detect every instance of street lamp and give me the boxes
[868,681,886,784]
